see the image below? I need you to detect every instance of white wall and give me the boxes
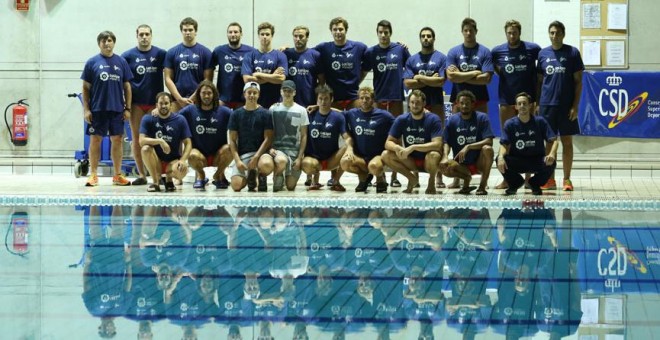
[0,0,657,161]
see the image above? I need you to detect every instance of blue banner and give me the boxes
[579,72,660,138]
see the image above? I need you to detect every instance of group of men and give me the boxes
[81,15,583,195]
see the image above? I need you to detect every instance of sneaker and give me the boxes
[85,174,98,187]
[540,178,557,190]
[376,181,388,193]
[258,175,268,192]
[112,174,131,186]
[193,178,209,190]
[212,178,229,189]
[304,178,312,186]
[562,179,574,191]
[164,181,176,192]
[355,181,369,192]
[132,177,148,185]
[247,170,257,192]
[273,173,285,192]
[390,178,402,188]
[327,178,335,187]
[531,185,543,195]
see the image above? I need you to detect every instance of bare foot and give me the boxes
[495,181,508,189]
[425,186,437,195]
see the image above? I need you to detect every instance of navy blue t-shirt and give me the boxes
[227,106,273,155]
[404,51,448,105]
[284,48,323,107]
[314,40,367,101]
[500,116,556,158]
[164,43,213,98]
[81,53,134,113]
[178,104,231,156]
[446,43,494,102]
[537,44,585,106]
[139,114,192,162]
[443,112,494,165]
[364,43,410,101]
[211,44,257,103]
[388,112,442,160]
[121,46,166,105]
[241,49,288,108]
[305,110,346,160]
[345,108,394,161]
[491,41,541,105]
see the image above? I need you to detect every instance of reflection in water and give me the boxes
[71,204,660,338]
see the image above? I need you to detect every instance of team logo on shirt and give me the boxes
[459,62,469,71]
[377,63,386,72]
[224,63,233,73]
[255,67,263,72]
[225,302,234,310]
[196,125,205,134]
[155,131,163,139]
[310,129,320,138]
[355,126,363,135]
[504,307,513,316]
[406,135,416,145]
[137,297,146,308]
[99,72,109,81]
[179,61,189,70]
[505,64,514,74]
[331,61,341,70]
[289,66,298,76]
[136,65,146,75]
[457,135,466,145]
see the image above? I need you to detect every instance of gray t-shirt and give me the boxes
[270,102,309,156]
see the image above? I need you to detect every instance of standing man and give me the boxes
[268,80,309,192]
[242,22,288,109]
[227,82,275,192]
[284,25,325,108]
[139,92,192,192]
[211,22,256,109]
[121,24,167,186]
[81,30,133,187]
[446,18,494,113]
[164,17,213,111]
[364,20,410,116]
[314,17,368,110]
[403,26,448,188]
[382,90,443,194]
[537,20,584,191]
[178,81,233,190]
[497,92,558,195]
[340,87,394,193]
[302,84,349,191]
[440,90,494,195]
[491,20,541,189]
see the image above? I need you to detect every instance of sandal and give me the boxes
[455,186,477,195]
[147,184,160,192]
[308,183,323,191]
[330,183,346,192]
[165,181,176,192]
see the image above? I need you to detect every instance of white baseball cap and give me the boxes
[243,81,260,92]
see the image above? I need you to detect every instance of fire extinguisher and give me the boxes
[4,99,29,146]
[5,211,29,257]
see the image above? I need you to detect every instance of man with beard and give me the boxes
[440,90,494,195]
[382,90,443,194]
[178,81,233,190]
[139,92,192,192]
[211,22,256,109]
[284,25,325,107]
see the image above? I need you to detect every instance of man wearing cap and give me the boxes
[268,80,309,192]
[228,82,275,192]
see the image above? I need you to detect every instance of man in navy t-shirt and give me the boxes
[164,17,213,111]
[302,84,350,191]
[178,81,232,191]
[497,92,558,195]
[536,20,584,192]
[227,82,275,192]
[121,24,167,186]
[314,17,368,110]
[81,30,133,187]
[363,20,410,117]
[242,22,288,108]
[211,22,256,109]
[446,18,494,113]
[440,90,494,195]
[284,26,325,107]
[139,92,192,192]
[491,20,542,190]
[382,90,443,194]
[341,87,394,193]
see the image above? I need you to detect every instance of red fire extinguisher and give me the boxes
[4,99,29,146]
[5,211,29,257]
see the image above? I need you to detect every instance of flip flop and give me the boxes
[455,186,477,195]
[475,189,488,196]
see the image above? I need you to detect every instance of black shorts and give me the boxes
[540,105,580,136]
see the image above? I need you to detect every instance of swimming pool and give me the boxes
[2,203,660,339]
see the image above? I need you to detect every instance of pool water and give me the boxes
[2,205,660,339]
